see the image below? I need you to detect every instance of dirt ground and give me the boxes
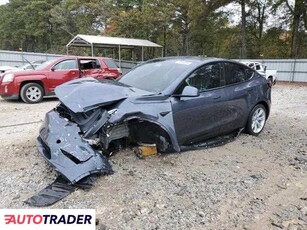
[0,83,306,230]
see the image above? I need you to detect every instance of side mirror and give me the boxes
[180,86,200,98]
[264,65,267,72]
[51,67,55,71]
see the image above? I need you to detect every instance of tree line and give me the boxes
[0,0,306,60]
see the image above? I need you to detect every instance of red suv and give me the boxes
[0,56,122,103]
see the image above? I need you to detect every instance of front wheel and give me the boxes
[20,83,44,103]
[246,104,267,136]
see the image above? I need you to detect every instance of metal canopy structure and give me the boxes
[66,34,163,66]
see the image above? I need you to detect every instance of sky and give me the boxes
[0,0,8,5]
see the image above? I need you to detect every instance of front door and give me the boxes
[172,62,228,145]
[48,59,79,91]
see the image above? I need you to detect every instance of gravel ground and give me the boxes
[0,83,307,230]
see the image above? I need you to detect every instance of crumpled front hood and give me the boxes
[55,77,150,113]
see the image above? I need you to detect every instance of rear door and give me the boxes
[79,58,103,78]
[48,58,79,90]
[172,62,229,145]
[220,62,255,133]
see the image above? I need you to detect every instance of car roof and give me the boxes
[146,56,248,69]
[55,56,113,60]
[140,56,243,95]
[145,56,247,71]
[149,56,224,64]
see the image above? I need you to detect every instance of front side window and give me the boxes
[185,63,222,92]
[224,63,253,85]
[53,60,77,71]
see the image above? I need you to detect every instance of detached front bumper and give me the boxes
[36,110,113,184]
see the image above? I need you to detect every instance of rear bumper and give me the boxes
[36,110,113,184]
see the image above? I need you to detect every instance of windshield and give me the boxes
[118,59,192,93]
[35,59,55,70]
[20,63,34,70]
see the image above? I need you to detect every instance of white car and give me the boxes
[0,62,43,78]
[0,65,18,74]
[241,61,277,85]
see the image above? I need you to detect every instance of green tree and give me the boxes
[0,0,62,52]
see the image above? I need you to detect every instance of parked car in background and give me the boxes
[241,61,277,85]
[36,57,272,183]
[1,60,44,71]
[0,56,122,103]
[0,61,45,79]
[0,65,18,75]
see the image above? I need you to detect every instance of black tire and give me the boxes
[246,104,267,136]
[20,83,44,103]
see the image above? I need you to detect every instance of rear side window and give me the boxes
[224,63,253,85]
[103,59,118,68]
[79,59,100,70]
[185,63,222,92]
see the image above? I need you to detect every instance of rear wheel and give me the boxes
[20,83,44,103]
[246,104,267,136]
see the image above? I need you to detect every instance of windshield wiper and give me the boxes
[23,57,35,70]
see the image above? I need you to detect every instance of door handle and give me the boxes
[213,96,221,99]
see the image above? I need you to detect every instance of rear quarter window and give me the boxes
[103,59,118,68]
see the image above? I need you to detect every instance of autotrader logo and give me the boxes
[0,209,95,230]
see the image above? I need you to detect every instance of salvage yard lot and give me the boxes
[0,83,307,229]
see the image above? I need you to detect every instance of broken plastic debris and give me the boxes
[25,175,97,207]
[24,176,75,207]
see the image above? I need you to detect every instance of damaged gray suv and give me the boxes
[37,57,271,183]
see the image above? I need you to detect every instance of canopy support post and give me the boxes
[141,46,144,61]
[91,43,94,57]
[118,45,121,68]
[66,46,69,55]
